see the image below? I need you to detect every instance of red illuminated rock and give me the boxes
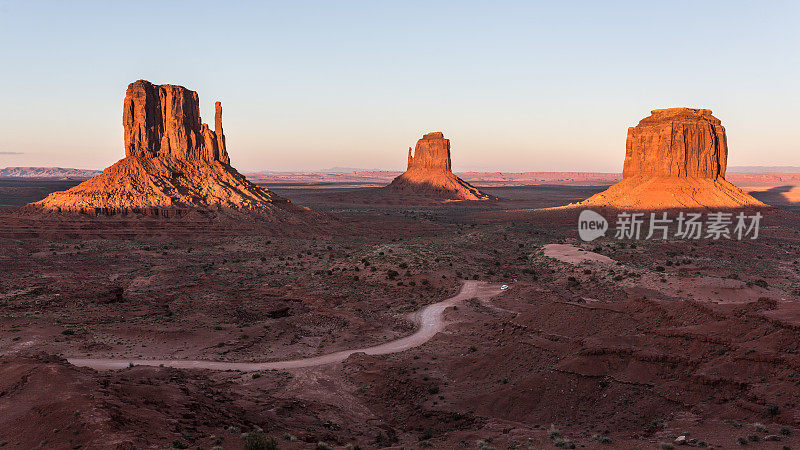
[578,108,764,209]
[387,132,492,201]
[33,80,299,216]
[622,108,726,179]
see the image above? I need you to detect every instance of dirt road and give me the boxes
[68,280,502,371]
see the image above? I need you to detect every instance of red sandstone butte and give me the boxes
[33,80,300,216]
[578,108,764,209]
[387,132,493,201]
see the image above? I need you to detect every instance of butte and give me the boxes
[576,108,765,209]
[32,80,306,218]
[385,132,493,201]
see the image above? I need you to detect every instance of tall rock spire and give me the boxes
[214,101,229,164]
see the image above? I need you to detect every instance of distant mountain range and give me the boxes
[0,167,102,179]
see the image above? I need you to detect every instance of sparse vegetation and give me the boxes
[243,429,278,450]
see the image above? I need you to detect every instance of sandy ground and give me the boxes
[4,182,800,448]
[69,281,503,370]
[543,243,616,265]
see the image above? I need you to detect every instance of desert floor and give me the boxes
[2,179,800,449]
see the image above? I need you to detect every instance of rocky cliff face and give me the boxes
[388,132,492,201]
[576,108,763,209]
[622,108,726,179]
[32,80,303,217]
[123,80,229,164]
[406,132,452,172]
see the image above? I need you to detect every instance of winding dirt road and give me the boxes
[69,280,502,371]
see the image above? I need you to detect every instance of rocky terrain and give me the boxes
[578,108,765,209]
[3,179,800,448]
[31,80,302,217]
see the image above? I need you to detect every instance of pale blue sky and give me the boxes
[0,1,797,171]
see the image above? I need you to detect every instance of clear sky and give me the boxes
[0,1,798,172]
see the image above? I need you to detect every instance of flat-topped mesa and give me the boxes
[387,132,493,201]
[406,131,452,172]
[123,80,229,164]
[574,107,764,209]
[623,108,726,179]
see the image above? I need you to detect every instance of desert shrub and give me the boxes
[419,428,433,441]
[780,426,791,436]
[171,440,188,449]
[316,442,333,450]
[476,439,496,450]
[659,443,674,450]
[427,385,439,395]
[553,437,575,448]
[591,433,612,444]
[243,430,278,450]
[754,422,767,432]
[766,404,780,416]
[548,424,561,439]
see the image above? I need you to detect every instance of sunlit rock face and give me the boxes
[123,80,229,164]
[387,132,493,201]
[577,108,764,209]
[33,80,298,216]
[622,108,726,179]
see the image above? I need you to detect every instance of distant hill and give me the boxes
[729,166,800,173]
[0,167,102,179]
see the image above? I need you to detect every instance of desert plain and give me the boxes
[3,169,800,449]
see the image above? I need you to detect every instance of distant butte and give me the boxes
[386,132,493,201]
[577,108,765,209]
[32,80,305,217]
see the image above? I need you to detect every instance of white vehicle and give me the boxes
[500,285,509,290]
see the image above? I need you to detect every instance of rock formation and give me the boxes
[622,108,726,179]
[386,132,493,201]
[577,108,764,209]
[33,80,300,216]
